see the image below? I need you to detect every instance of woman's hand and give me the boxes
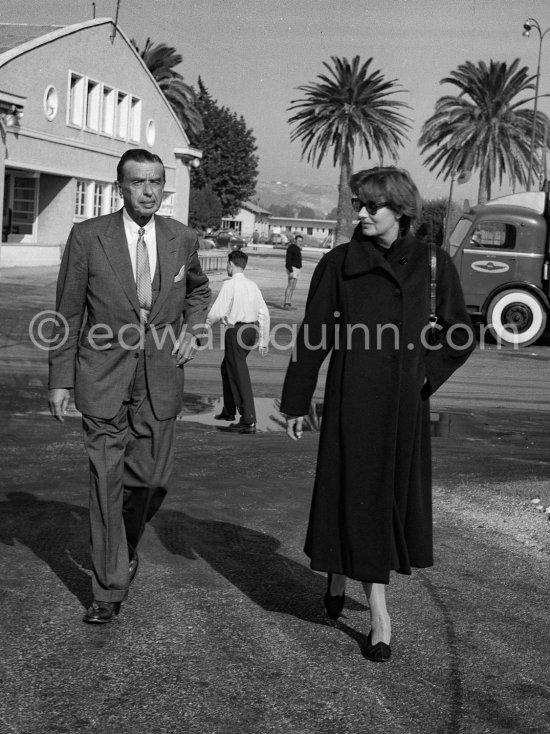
[286,415,304,440]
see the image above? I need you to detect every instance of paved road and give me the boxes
[3,260,549,414]
[1,259,549,734]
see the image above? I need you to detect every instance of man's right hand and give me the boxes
[285,415,304,440]
[48,388,71,423]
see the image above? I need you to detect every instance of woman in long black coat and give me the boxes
[280,167,474,662]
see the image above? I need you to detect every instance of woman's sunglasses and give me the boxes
[351,198,391,215]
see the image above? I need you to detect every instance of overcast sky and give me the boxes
[3,0,550,201]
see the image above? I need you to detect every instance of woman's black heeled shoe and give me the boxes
[364,631,391,662]
[324,573,345,620]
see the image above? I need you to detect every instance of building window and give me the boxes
[43,85,58,121]
[158,192,174,217]
[129,97,141,142]
[75,180,86,217]
[116,91,129,138]
[86,79,100,131]
[93,183,104,217]
[68,72,85,126]
[307,227,313,235]
[101,85,115,135]
[110,185,121,213]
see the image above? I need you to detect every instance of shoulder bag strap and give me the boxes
[429,245,438,328]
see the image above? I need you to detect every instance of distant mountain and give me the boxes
[253,181,337,219]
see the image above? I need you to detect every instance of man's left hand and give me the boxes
[172,332,198,366]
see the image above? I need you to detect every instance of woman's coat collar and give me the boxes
[342,225,412,278]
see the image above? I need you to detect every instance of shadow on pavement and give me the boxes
[151,508,368,632]
[0,491,90,607]
[0,491,370,651]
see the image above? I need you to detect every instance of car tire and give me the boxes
[486,289,547,347]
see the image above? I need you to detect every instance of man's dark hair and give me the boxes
[228,250,248,269]
[117,149,165,182]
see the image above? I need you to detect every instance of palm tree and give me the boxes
[288,56,411,244]
[419,59,550,204]
[132,38,203,143]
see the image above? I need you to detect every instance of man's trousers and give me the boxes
[221,323,258,425]
[81,352,175,602]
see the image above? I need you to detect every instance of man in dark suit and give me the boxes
[48,149,211,623]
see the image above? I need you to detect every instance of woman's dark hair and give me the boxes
[349,166,422,235]
[117,149,165,183]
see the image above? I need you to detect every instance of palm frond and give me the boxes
[419,58,548,197]
[131,37,203,141]
[288,55,411,169]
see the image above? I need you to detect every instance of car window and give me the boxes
[469,222,516,250]
[448,217,471,258]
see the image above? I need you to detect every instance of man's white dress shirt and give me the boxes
[122,208,157,281]
[206,272,270,348]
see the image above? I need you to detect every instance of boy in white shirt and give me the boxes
[206,250,270,434]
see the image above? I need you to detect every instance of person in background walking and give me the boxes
[280,167,474,662]
[48,149,211,623]
[284,234,303,309]
[208,250,270,434]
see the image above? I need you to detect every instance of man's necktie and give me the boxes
[136,227,152,320]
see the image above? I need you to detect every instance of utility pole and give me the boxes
[110,0,121,43]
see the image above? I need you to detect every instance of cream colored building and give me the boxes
[221,200,271,240]
[268,216,336,246]
[0,18,201,267]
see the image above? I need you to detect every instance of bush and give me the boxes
[416,198,446,246]
[188,185,222,231]
[416,198,465,246]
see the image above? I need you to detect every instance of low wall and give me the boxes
[0,244,62,267]
[1,247,227,271]
[198,253,226,272]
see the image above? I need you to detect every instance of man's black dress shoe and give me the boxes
[324,573,345,620]
[225,422,256,434]
[239,422,256,434]
[82,601,121,624]
[129,551,139,584]
[214,410,236,421]
[364,631,391,662]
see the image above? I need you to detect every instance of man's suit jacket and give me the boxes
[49,210,211,420]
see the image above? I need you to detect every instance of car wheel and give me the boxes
[486,290,547,347]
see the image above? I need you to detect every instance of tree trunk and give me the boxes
[477,166,490,205]
[334,158,354,246]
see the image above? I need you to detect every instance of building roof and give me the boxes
[0,18,190,142]
[269,216,337,227]
[0,24,63,56]
[242,200,271,215]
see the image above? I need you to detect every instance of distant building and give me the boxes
[268,216,336,246]
[0,18,201,267]
[221,200,271,240]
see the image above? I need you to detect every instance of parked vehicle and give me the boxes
[267,232,288,249]
[445,191,550,346]
[205,231,246,251]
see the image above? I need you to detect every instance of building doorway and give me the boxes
[2,172,38,243]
